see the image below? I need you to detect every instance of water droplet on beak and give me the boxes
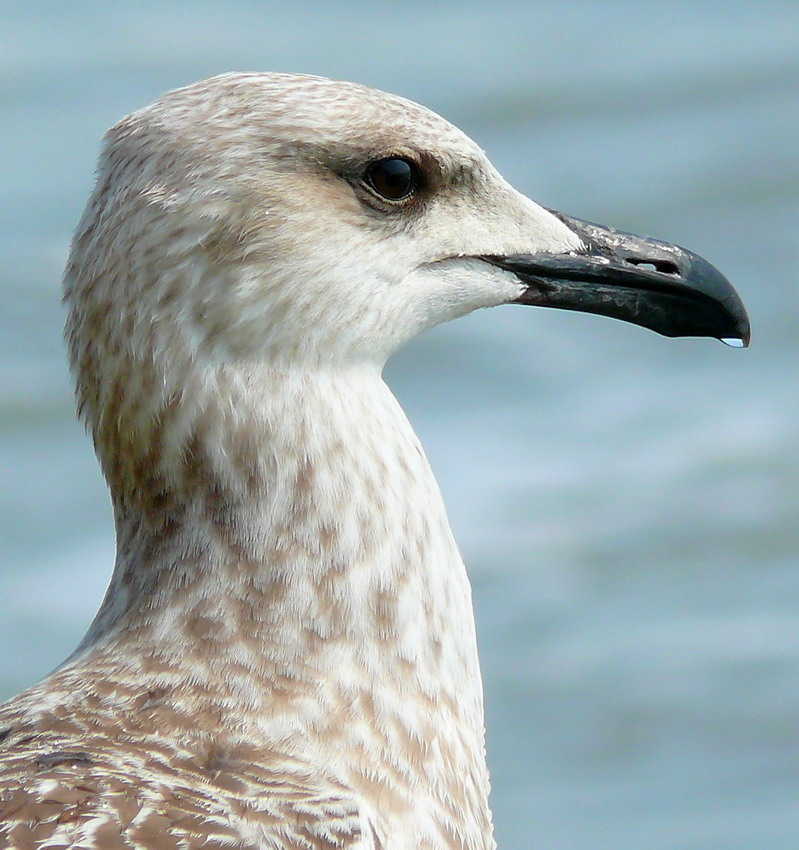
[720,337,745,348]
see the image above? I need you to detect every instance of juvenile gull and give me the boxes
[0,73,748,849]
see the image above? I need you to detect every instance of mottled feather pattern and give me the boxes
[0,71,590,849]
[0,666,383,850]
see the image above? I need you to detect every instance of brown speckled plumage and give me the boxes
[0,72,588,849]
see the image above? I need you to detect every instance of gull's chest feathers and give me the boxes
[0,367,493,850]
[0,69,748,850]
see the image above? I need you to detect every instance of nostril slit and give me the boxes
[628,258,680,275]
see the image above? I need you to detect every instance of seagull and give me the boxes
[0,73,749,849]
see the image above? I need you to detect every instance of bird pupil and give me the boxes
[368,158,415,200]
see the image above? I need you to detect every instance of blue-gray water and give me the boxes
[1,2,797,847]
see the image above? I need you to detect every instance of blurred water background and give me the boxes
[1,2,797,847]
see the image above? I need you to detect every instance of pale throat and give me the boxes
[79,360,485,710]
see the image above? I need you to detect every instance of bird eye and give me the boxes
[363,158,420,201]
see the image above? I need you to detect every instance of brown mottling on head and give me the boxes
[26,69,509,848]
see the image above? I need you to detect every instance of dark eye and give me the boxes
[363,158,420,201]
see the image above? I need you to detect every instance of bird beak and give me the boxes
[482,211,751,346]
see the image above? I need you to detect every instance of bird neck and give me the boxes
[70,361,493,844]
